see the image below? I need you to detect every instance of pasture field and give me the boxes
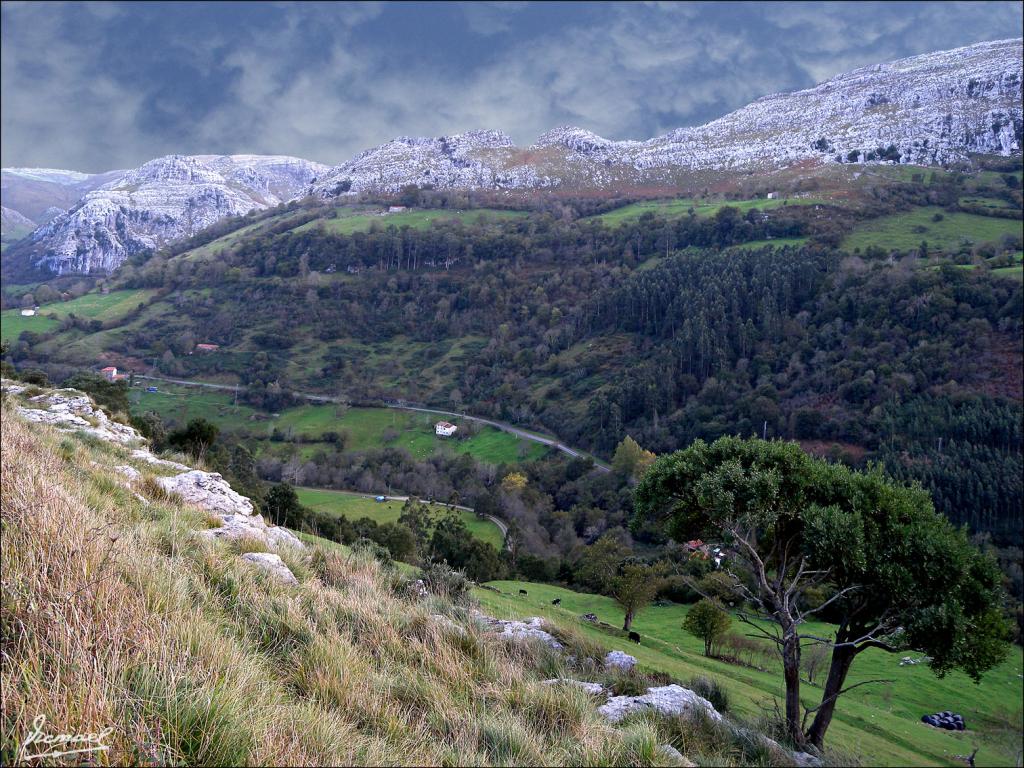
[478,580,1024,768]
[843,206,1023,253]
[591,196,829,226]
[128,382,546,465]
[291,207,529,235]
[296,487,504,550]
[0,288,157,343]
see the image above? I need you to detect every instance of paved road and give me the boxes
[136,374,610,472]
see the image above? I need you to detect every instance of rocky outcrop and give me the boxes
[1,380,303,555]
[541,679,606,696]
[156,470,255,516]
[604,650,637,671]
[19,154,326,275]
[241,552,298,585]
[598,684,723,724]
[313,39,1021,197]
[470,611,563,649]
[16,389,144,445]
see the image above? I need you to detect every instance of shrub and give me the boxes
[686,675,730,713]
[682,599,732,657]
[420,561,470,604]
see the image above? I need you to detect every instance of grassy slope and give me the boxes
[477,581,1024,768]
[591,197,829,226]
[2,407,687,767]
[843,207,1023,253]
[129,382,546,465]
[0,288,158,343]
[295,487,505,550]
[292,208,529,236]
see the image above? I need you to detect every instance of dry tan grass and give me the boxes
[0,410,683,766]
[2,401,797,766]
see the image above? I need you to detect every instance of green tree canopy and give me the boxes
[682,598,732,657]
[634,436,1009,749]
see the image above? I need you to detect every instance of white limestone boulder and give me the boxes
[156,470,254,516]
[470,611,563,649]
[599,684,722,723]
[542,679,606,696]
[241,552,298,585]
[605,650,637,671]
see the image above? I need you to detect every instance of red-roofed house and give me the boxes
[100,366,118,381]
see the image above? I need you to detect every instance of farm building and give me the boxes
[435,421,458,437]
[194,343,220,353]
[19,309,35,317]
[100,366,118,381]
[387,205,407,213]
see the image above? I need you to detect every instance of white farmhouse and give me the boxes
[435,421,458,437]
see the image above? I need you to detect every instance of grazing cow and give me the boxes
[552,598,561,606]
[519,589,528,596]
[628,631,641,644]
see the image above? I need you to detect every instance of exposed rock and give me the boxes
[541,679,606,696]
[599,684,722,723]
[156,470,255,516]
[792,751,823,767]
[604,650,637,671]
[114,465,142,481]
[470,611,563,649]
[655,743,694,766]
[16,389,143,445]
[0,381,27,395]
[21,154,327,275]
[241,552,298,585]
[129,449,191,472]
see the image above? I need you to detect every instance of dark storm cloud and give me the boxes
[2,1,1021,172]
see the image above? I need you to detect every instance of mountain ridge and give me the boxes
[3,37,1021,276]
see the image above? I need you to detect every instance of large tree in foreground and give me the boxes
[634,437,1009,750]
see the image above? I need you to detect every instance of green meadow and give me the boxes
[477,580,1024,768]
[129,381,547,465]
[592,196,829,227]
[295,487,505,550]
[0,288,157,343]
[843,206,1022,254]
[291,207,529,235]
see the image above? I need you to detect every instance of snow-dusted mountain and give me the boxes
[1,205,35,244]
[5,38,1021,276]
[14,155,326,275]
[312,38,1021,197]
[1,167,123,226]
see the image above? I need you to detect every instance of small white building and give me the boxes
[20,308,35,317]
[766,192,778,200]
[387,205,407,213]
[435,421,458,437]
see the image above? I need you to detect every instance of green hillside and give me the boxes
[295,487,505,550]
[478,581,1024,768]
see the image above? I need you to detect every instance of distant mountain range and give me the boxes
[3,37,1020,276]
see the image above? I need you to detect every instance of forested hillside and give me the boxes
[3,167,1022,550]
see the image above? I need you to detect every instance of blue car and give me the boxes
[375,495,386,502]
[146,386,158,392]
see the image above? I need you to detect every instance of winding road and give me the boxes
[135,374,610,472]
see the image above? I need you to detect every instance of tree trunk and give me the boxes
[806,644,857,748]
[781,632,806,749]
[622,610,633,632]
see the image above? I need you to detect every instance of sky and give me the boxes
[2,1,1021,172]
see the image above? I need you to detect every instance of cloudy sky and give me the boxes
[2,1,1021,172]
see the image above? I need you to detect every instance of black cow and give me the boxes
[519,589,528,596]
[552,598,561,606]
[628,631,641,644]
